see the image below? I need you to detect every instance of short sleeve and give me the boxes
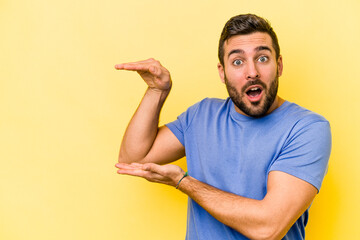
[269,120,332,192]
[165,100,202,146]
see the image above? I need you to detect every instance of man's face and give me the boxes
[218,32,283,118]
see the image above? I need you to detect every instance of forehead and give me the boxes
[224,32,274,56]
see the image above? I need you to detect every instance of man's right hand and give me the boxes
[115,58,172,92]
[115,58,184,165]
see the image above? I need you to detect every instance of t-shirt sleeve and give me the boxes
[269,120,332,192]
[165,101,202,146]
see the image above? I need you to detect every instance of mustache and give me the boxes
[241,80,266,93]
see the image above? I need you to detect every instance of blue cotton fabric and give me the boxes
[166,98,331,240]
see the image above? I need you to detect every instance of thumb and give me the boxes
[149,65,161,77]
[142,163,161,173]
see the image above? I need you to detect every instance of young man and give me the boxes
[115,14,331,240]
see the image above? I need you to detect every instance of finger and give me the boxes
[130,162,144,168]
[115,58,159,70]
[114,63,148,71]
[142,163,163,174]
[114,63,125,70]
[115,60,148,70]
[115,63,162,78]
[117,167,146,176]
[117,167,164,182]
[115,162,141,170]
[149,66,167,79]
[120,58,157,65]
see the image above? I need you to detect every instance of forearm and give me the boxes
[119,87,170,163]
[116,162,315,239]
[178,176,283,240]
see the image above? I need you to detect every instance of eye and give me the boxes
[258,56,268,63]
[233,59,243,66]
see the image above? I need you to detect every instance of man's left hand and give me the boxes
[115,162,185,187]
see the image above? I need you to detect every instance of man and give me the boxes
[115,14,331,240]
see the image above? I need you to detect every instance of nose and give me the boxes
[246,61,260,80]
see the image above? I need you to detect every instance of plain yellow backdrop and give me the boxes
[1,0,359,239]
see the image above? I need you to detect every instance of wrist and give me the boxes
[146,85,171,101]
[147,79,172,93]
[175,171,189,189]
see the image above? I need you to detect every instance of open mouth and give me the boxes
[245,86,263,101]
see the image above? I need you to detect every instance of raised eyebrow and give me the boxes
[228,49,245,58]
[255,46,272,53]
[228,46,272,58]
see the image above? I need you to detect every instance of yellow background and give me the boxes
[1,0,359,239]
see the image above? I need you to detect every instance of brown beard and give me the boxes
[225,75,279,118]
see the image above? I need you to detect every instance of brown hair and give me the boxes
[218,14,280,66]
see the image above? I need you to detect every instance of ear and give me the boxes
[277,55,283,77]
[217,63,225,84]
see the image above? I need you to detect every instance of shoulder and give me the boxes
[169,98,226,126]
[280,102,332,151]
[281,102,330,128]
[184,97,228,115]
[270,103,332,192]
[197,97,228,107]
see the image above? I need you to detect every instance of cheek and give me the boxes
[225,67,245,82]
[259,65,278,80]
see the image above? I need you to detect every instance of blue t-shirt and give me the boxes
[166,98,331,240]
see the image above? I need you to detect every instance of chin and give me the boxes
[236,100,271,118]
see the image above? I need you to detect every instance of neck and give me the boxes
[267,96,285,115]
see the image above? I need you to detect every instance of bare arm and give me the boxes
[115,163,317,240]
[178,170,316,240]
[116,59,185,164]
